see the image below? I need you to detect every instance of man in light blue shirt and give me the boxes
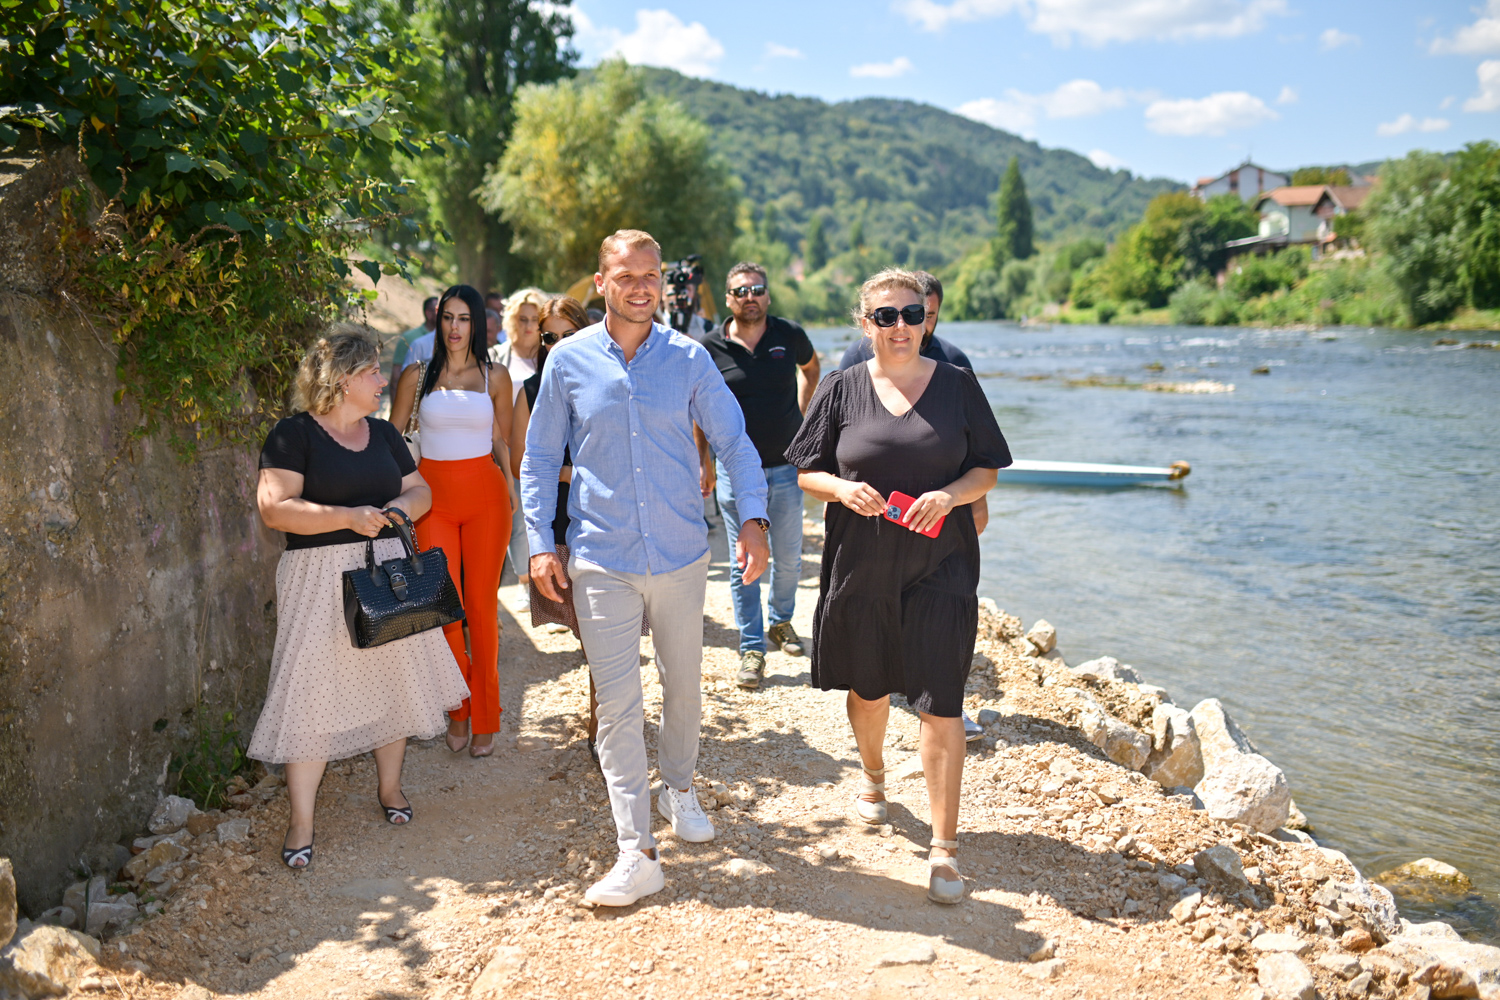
[522,229,769,908]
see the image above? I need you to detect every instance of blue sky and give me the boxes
[560,0,1500,183]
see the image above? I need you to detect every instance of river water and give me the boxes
[807,322,1499,940]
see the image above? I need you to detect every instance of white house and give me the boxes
[1192,161,1291,203]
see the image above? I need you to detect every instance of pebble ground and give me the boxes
[93,519,1402,1000]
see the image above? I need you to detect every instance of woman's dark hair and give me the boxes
[420,284,489,400]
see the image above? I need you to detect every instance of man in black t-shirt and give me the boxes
[695,262,820,689]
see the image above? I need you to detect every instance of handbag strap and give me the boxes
[364,538,386,587]
[405,361,427,434]
[391,518,424,574]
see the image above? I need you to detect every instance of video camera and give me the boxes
[662,254,704,334]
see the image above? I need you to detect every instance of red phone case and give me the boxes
[882,491,944,538]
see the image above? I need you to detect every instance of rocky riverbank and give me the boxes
[3,518,1498,1000]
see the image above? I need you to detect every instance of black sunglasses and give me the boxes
[866,305,926,328]
[729,284,768,298]
[540,332,559,345]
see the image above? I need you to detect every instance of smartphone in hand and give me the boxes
[882,490,944,538]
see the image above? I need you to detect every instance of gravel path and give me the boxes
[86,517,1407,1000]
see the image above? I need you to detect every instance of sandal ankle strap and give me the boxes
[861,765,886,777]
[930,838,958,850]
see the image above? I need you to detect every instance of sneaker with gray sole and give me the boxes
[737,650,766,689]
[768,621,805,656]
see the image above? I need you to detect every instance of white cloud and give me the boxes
[1441,95,1456,109]
[1376,113,1452,136]
[1040,78,1131,117]
[894,0,1286,46]
[551,6,727,77]
[896,0,1021,31]
[850,56,914,78]
[1431,0,1500,54]
[764,42,804,59]
[957,97,1040,136]
[605,9,725,77]
[957,78,1129,136]
[1276,85,1298,104]
[1088,148,1128,170]
[1464,59,1500,111]
[1144,91,1279,135]
[1319,27,1360,49]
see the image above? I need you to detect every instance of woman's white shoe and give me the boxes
[927,838,964,904]
[853,766,887,825]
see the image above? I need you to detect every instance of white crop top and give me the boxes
[417,367,493,461]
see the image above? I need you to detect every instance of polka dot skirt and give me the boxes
[248,537,471,764]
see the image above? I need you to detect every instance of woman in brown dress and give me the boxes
[786,268,1010,904]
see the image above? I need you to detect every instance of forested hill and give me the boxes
[639,67,1182,270]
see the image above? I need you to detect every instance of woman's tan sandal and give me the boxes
[854,766,887,825]
[928,838,963,904]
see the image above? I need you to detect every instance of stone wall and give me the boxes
[0,150,282,914]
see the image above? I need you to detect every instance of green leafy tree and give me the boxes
[1291,166,1352,186]
[1099,192,1206,306]
[1450,141,1500,310]
[994,155,1034,264]
[803,213,829,271]
[2,0,434,453]
[1177,193,1258,278]
[1365,151,1465,324]
[480,60,738,288]
[370,0,577,292]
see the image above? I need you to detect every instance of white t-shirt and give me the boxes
[404,331,435,369]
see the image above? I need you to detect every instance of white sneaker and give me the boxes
[584,850,664,907]
[963,711,984,743]
[515,587,531,613]
[657,785,715,842]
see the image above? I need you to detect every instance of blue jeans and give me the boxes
[717,461,803,654]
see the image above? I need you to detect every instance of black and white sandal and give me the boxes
[380,794,413,825]
[282,836,314,870]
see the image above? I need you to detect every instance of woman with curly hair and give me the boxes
[251,327,470,869]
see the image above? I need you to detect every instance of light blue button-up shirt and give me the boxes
[521,321,769,576]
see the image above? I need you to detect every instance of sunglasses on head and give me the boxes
[866,305,926,328]
[729,284,768,299]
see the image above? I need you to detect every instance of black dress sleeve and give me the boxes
[372,418,418,477]
[956,367,1012,473]
[259,414,309,472]
[784,369,843,473]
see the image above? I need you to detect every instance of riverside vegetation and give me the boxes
[4,519,1497,1000]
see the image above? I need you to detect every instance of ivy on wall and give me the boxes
[2,0,443,455]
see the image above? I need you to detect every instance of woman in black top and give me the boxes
[786,269,1011,905]
[251,330,470,869]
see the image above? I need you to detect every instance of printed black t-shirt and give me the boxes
[258,411,417,549]
[696,315,816,468]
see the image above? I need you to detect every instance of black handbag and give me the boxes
[341,519,465,649]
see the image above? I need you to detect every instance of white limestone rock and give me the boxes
[1255,952,1315,1000]
[0,926,102,998]
[1079,705,1151,771]
[1143,704,1205,789]
[1025,619,1056,655]
[1194,751,1291,832]
[1071,656,1141,684]
[147,795,201,835]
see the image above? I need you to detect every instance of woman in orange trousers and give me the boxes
[391,284,513,756]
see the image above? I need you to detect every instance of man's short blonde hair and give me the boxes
[598,229,662,273]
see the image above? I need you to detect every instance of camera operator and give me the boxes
[662,255,714,338]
